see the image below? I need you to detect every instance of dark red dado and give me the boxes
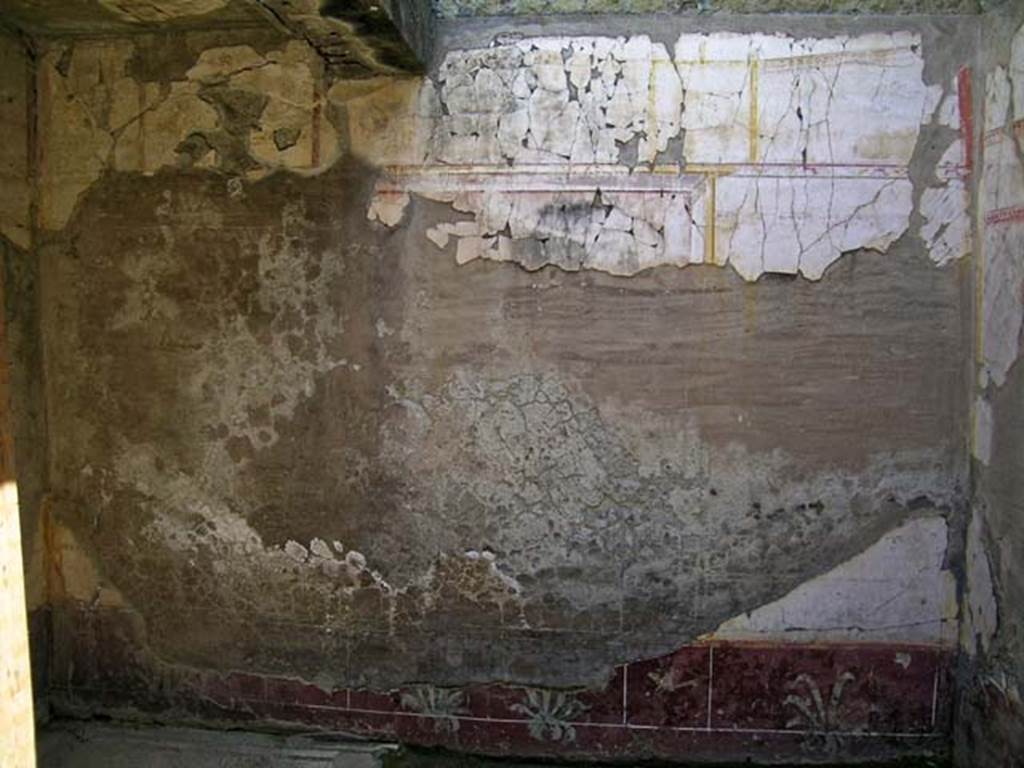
[51,606,953,763]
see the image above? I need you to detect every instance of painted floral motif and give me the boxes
[400,686,466,734]
[784,672,865,753]
[648,665,700,694]
[511,688,588,744]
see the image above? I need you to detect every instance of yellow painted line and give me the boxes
[684,163,738,176]
[705,174,717,266]
[748,57,760,164]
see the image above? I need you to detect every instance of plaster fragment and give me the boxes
[921,144,971,266]
[712,516,957,645]
[1012,26,1024,122]
[933,75,962,130]
[973,396,993,466]
[369,31,959,283]
[980,220,1024,388]
[427,35,682,168]
[346,551,367,569]
[369,192,410,227]
[986,66,1012,133]
[717,175,913,281]
[675,32,936,166]
[284,540,309,562]
[961,510,998,656]
[310,538,334,560]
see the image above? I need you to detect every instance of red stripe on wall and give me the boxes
[985,205,1024,226]
[958,66,974,174]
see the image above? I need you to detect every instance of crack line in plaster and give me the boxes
[39,39,342,231]
[367,31,970,282]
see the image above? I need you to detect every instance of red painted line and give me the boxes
[985,205,1024,226]
[706,645,714,731]
[958,67,974,174]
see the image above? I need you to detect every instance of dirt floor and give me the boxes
[38,721,949,768]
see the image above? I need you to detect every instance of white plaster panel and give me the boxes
[921,142,972,267]
[716,174,913,280]
[675,32,942,166]
[711,516,957,645]
[367,31,967,282]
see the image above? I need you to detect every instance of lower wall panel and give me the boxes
[49,604,953,763]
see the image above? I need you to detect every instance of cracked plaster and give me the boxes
[961,509,997,657]
[368,31,970,281]
[977,28,1024,390]
[19,15,977,701]
[958,15,1024,765]
[38,38,340,231]
[40,140,970,683]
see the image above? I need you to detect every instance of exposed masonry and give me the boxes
[368,32,972,281]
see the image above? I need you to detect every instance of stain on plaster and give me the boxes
[97,0,228,23]
[38,38,341,231]
[0,34,31,250]
[30,23,974,698]
[36,143,969,687]
[255,0,429,78]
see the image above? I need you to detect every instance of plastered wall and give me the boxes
[0,29,37,768]
[956,5,1024,767]
[2,11,984,764]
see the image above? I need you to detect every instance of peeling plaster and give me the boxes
[38,39,340,231]
[961,510,997,657]
[920,143,972,266]
[29,21,976,697]
[973,395,993,465]
[368,31,969,281]
[960,18,1024,761]
[373,370,960,648]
